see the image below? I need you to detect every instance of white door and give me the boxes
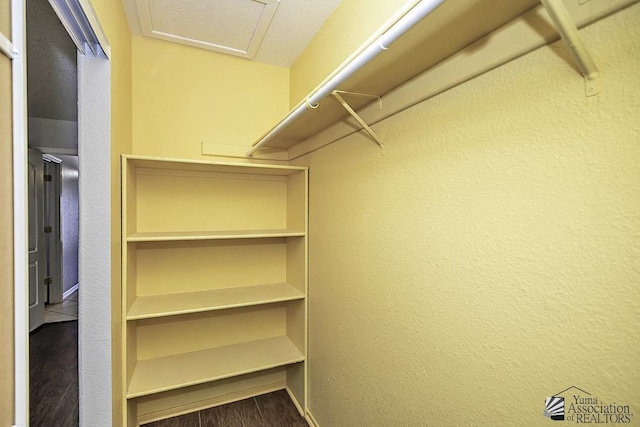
[28,148,46,331]
[44,159,63,303]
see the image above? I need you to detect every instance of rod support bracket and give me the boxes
[584,73,600,97]
[541,0,600,97]
[331,91,384,148]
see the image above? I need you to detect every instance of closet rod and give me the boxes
[0,32,17,59]
[246,0,446,157]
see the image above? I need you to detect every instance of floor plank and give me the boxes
[200,398,262,427]
[255,390,308,427]
[145,390,307,427]
[144,411,201,427]
[29,321,78,427]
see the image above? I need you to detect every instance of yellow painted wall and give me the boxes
[86,0,133,420]
[289,0,406,107]
[131,37,289,159]
[0,25,14,427]
[293,4,640,426]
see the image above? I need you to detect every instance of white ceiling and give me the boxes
[122,0,344,68]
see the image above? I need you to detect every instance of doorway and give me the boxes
[26,1,80,425]
[42,155,80,323]
[14,0,113,425]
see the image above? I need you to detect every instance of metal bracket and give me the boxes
[331,91,384,148]
[541,0,600,97]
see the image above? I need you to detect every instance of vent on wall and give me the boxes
[135,0,280,59]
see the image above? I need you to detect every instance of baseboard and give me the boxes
[306,409,320,427]
[285,386,304,416]
[137,381,286,425]
[63,283,78,300]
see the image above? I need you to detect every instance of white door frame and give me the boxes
[77,50,112,426]
[12,0,29,424]
[12,0,113,425]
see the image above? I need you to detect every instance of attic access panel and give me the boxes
[135,0,279,59]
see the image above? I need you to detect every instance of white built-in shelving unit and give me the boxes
[121,155,308,426]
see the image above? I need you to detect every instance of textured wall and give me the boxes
[86,0,133,422]
[58,155,78,294]
[78,51,113,426]
[131,37,289,159]
[293,5,640,426]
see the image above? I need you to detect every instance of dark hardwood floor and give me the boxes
[30,320,307,427]
[143,390,309,427]
[30,320,79,427]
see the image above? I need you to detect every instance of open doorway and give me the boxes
[41,154,80,323]
[12,0,112,423]
[26,0,80,424]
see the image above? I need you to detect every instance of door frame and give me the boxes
[12,0,113,425]
[12,0,29,423]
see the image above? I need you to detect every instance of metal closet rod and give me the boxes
[246,0,446,157]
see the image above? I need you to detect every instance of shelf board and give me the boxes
[127,283,305,320]
[127,336,304,399]
[127,229,306,242]
[125,155,307,175]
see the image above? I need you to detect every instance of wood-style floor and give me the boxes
[142,390,309,427]
[30,320,308,427]
[30,320,79,427]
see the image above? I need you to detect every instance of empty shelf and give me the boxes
[127,230,306,242]
[127,283,305,320]
[127,336,305,398]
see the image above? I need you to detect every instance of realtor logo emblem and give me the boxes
[542,386,634,423]
[544,396,565,421]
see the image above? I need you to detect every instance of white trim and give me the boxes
[33,147,79,156]
[48,0,111,59]
[63,283,79,300]
[0,31,17,59]
[285,386,305,417]
[77,50,112,426]
[306,409,320,427]
[77,0,111,58]
[42,154,63,163]
[12,0,28,424]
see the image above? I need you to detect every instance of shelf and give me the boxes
[127,283,305,320]
[121,155,308,422]
[127,336,304,399]
[252,0,539,152]
[124,155,307,175]
[127,230,306,242]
